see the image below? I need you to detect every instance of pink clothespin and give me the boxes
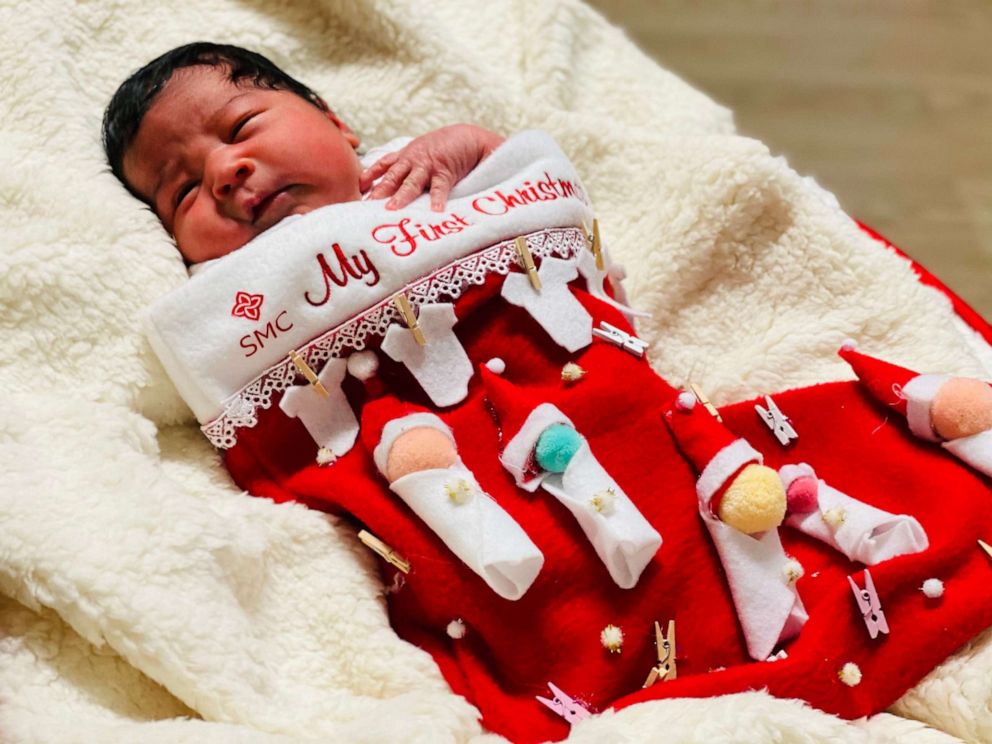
[848,569,889,639]
[536,682,591,725]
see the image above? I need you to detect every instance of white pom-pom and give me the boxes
[675,391,697,412]
[840,338,858,352]
[822,507,846,529]
[838,662,862,687]
[921,578,944,598]
[446,619,466,639]
[782,558,804,585]
[347,350,379,381]
[316,447,337,466]
[485,357,506,374]
[561,362,586,382]
[590,488,617,515]
[600,624,624,653]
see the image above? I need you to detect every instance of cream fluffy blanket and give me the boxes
[2,1,991,742]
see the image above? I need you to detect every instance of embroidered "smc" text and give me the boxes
[240,311,294,358]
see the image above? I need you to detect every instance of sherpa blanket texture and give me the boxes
[2,1,992,742]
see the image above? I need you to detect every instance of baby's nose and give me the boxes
[213,158,254,198]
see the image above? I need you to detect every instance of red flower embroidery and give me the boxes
[231,291,264,321]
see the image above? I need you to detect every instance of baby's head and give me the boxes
[103,42,362,265]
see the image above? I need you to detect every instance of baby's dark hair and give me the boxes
[102,42,327,201]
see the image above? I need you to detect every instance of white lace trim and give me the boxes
[203,226,588,449]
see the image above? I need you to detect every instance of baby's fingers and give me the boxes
[367,159,412,200]
[360,152,400,190]
[387,165,431,210]
[430,173,453,212]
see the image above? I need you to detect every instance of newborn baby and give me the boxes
[103,41,504,266]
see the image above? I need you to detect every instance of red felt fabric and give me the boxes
[224,270,992,744]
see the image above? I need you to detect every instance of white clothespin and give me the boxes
[848,569,889,640]
[591,321,648,357]
[755,395,798,445]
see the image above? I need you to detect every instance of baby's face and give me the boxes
[123,65,362,264]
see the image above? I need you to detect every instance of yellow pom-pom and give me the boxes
[600,624,624,653]
[718,464,787,534]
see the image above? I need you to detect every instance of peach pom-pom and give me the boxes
[485,357,506,375]
[930,377,992,440]
[346,350,379,380]
[675,391,697,411]
[385,427,458,482]
[718,464,787,534]
[786,474,819,514]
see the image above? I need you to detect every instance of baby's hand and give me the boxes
[361,124,505,211]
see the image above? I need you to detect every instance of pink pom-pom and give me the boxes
[347,350,379,380]
[675,391,697,412]
[485,357,506,375]
[840,338,858,352]
[786,475,819,514]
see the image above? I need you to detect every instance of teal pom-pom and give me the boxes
[535,424,582,473]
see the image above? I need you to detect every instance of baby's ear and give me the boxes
[324,108,360,149]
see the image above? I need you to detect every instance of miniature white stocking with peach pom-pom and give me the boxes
[368,406,543,600]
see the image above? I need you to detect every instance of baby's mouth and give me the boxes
[251,187,293,228]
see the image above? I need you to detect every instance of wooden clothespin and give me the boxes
[288,350,329,398]
[358,529,411,574]
[514,236,542,291]
[643,619,677,687]
[392,293,426,346]
[979,539,992,560]
[590,219,604,271]
[689,383,722,422]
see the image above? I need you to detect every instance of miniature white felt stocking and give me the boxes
[540,440,663,589]
[279,357,358,457]
[371,410,544,600]
[381,303,473,407]
[501,257,592,352]
[497,401,661,589]
[701,512,808,661]
[780,464,929,565]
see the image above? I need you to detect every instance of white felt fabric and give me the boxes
[500,256,594,351]
[6,0,992,740]
[784,476,930,566]
[278,357,359,457]
[576,248,648,320]
[700,512,808,661]
[540,441,662,589]
[380,303,473,407]
[388,463,544,601]
[942,428,992,478]
[904,374,949,442]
